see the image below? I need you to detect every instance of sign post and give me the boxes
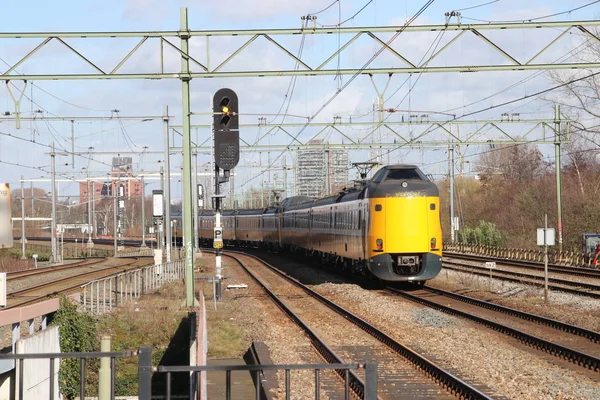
[537,214,555,303]
[484,261,496,291]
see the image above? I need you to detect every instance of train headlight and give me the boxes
[376,239,383,250]
[401,181,408,188]
[431,238,436,249]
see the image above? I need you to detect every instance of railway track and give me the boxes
[445,252,600,279]
[223,250,496,400]
[388,286,600,372]
[6,258,106,280]
[443,260,600,299]
[7,257,151,309]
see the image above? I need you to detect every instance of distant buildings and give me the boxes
[79,157,143,203]
[296,139,349,198]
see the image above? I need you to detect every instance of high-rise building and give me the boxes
[296,140,349,198]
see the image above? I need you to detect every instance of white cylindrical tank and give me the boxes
[0,183,12,248]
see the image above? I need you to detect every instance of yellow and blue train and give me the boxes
[177,165,442,283]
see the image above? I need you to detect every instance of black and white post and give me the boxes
[212,88,240,300]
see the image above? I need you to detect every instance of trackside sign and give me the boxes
[0,183,12,248]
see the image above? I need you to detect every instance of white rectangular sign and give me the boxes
[152,191,164,217]
[0,184,12,249]
[485,262,496,269]
[537,228,556,246]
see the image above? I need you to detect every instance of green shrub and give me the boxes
[51,295,97,400]
[458,220,503,246]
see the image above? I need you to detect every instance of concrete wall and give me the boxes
[15,326,60,400]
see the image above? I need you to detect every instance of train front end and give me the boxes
[366,165,442,283]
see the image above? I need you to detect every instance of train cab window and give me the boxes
[372,168,387,183]
[430,203,436,210]
[385,168,426,181]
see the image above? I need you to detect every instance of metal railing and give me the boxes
[158,362,378,400]
[116,248,155,258]
[0,347,378,400]
[444,242,598,269]
[80,260,185,314]
[23,242,112,258]
[0,350,133,400]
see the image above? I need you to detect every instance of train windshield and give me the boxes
[384,168,426,181]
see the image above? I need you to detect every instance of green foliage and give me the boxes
[8,248,21,258]
[6,249,51,261]
[458,220,503,246]
[51,295,97,400]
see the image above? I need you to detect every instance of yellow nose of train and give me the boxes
[366,167,442,282]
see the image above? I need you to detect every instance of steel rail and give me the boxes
[442,264,600,300]
[6,258,147,309]
[444,260,600,292]
[445,252,600,279]
[420,286,600,343]
[7,258,105,280]
[225,253,370,400]
[388,287,600,372]
[225,250,494,400]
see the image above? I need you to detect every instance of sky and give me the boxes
[0,0,598,205]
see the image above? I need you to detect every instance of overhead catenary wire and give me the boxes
[310,0,339,16]
[461,0,600,23]
[367,68,600,165]
[452,0,500,12]
[237,0,436,191]
[362,32,596,155]
[317,0,375,28]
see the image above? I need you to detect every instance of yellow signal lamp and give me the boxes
[221,105,229,114]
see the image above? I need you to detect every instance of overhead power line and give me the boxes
[453,0,500,12]
[368,69,600,164]
[237,0,437,191]
[462,0,600,23]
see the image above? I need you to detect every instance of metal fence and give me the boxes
[23,242,112,258]
[116,248,155,258]
[158,362,378,400]
[444,242,597,269]
[0,347,377,400]
[80,259,185,314]
[0,349,133,400]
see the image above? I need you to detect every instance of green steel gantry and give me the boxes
[0,20,599,80]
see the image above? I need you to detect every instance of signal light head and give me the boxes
[221,105,229,114]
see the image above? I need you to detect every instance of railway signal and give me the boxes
[212,88,240,301]
[213,88,239,172]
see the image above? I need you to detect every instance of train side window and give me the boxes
[375,204,382,211]
[430,203,436,210]
[358,210,362,230]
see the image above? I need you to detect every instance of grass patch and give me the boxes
[205,312,246,358]
[96,282,189,396]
